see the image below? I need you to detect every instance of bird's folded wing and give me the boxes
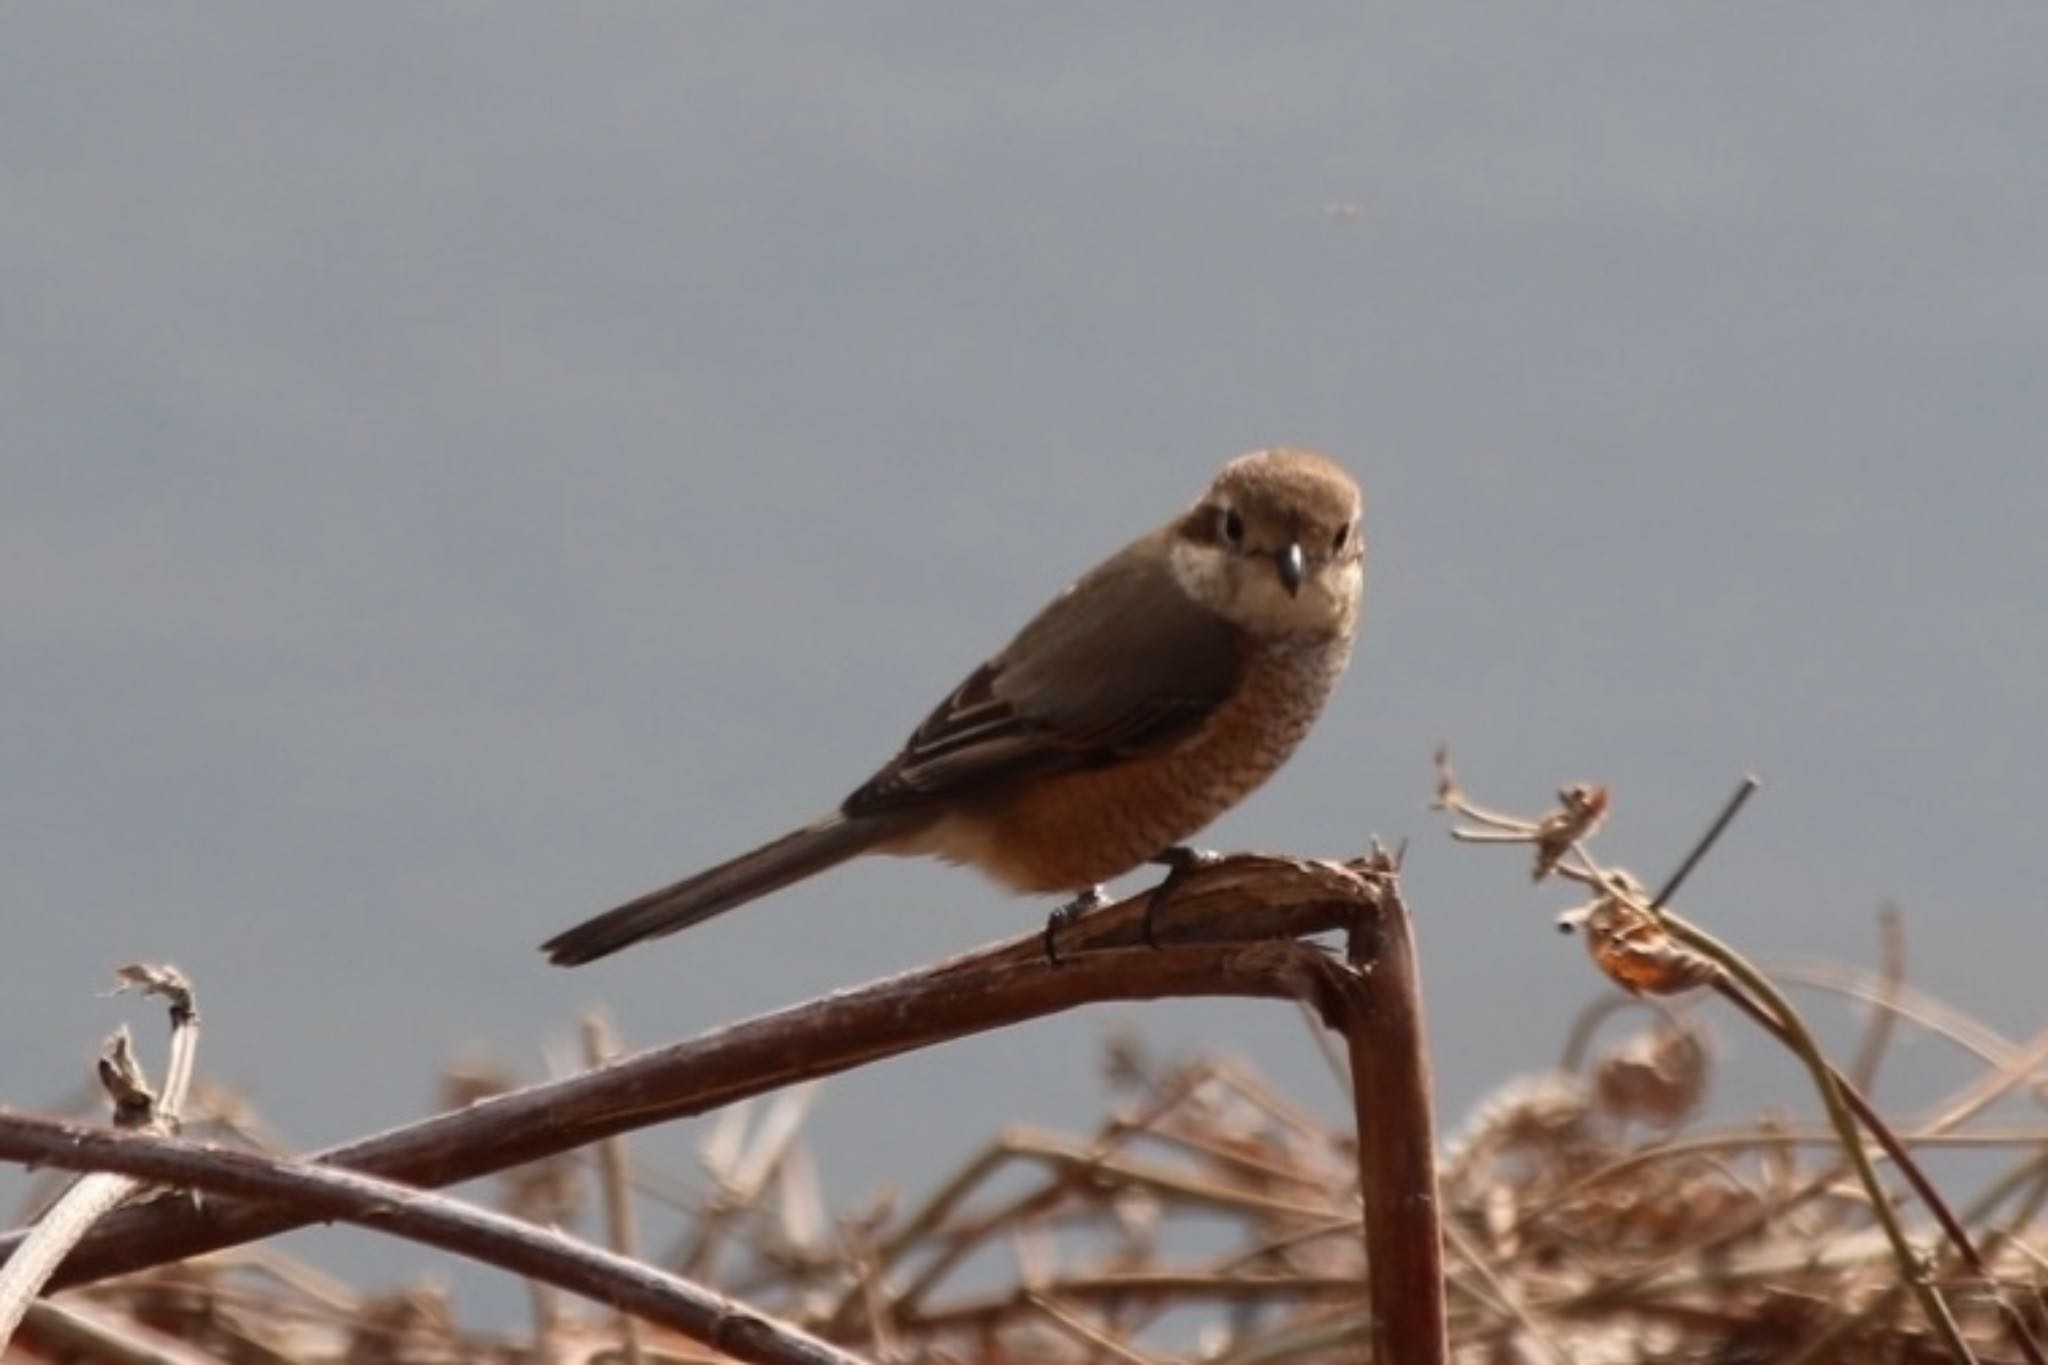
[843,535,1243,814]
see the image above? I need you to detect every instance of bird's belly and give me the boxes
[900,638,1350,895]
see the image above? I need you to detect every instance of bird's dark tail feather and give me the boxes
[543,813,898,966]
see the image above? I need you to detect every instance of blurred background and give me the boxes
[6,2,2045,1318]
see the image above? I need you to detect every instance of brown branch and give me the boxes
[1340,852,1449,1364]
[1,854,1384,1295]
[0,1114,866,1365]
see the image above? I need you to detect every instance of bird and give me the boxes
[542,447,1366,967]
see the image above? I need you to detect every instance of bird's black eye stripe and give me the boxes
[1223,509,1245,544]
[1332,522,1350,551]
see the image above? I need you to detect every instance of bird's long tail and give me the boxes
[542,812,904,966]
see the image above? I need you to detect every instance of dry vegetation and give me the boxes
[4,762,2046,1363]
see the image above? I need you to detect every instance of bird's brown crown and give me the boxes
[1213,447,1362,524]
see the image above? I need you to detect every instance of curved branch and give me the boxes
[2,854,1379,1293]
[0,1114,865,1365]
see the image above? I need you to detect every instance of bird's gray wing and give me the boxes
[843,535,1243,815]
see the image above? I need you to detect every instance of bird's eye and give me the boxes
[1222,509,1245,545]
[1332,523,1350,552]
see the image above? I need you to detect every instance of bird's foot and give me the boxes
[1143,846,1221,948]
[1043,884,1110,967]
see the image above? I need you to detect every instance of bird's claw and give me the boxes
[1043,884,1110,966]
[1143,846,1220,948]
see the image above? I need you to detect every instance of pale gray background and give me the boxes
[6,2,2045,1316]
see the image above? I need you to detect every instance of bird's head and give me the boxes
[1169,448,1365,638]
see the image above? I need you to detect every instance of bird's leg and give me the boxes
[1143,846,1221,948]
[1043,884,1110,966]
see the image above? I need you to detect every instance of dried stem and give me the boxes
[0,1114,864,1365]
[0,965,199,1349]
[582,1011,648,1365]
[1433,755,2046,1364]
[1339,849,1448,1364]
[1848,904,1908,1097]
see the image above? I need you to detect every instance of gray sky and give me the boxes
[7,2,2046,1315]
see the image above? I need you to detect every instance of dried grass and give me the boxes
[23,980,2048,1364]
[8,762,2047,1363]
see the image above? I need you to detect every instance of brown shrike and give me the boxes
[543,448,1365,966]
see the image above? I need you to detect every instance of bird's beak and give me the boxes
[1275,541,1305,596]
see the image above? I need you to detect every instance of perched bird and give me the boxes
[543,448,1366,966]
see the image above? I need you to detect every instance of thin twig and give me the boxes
[1646,775,1759,911]
[582,1012,647,1365]
[1848,904,1908,1097]
[0,965,199,1349]
[1023,1291,1158,1365]
[12,1296,228,1365]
